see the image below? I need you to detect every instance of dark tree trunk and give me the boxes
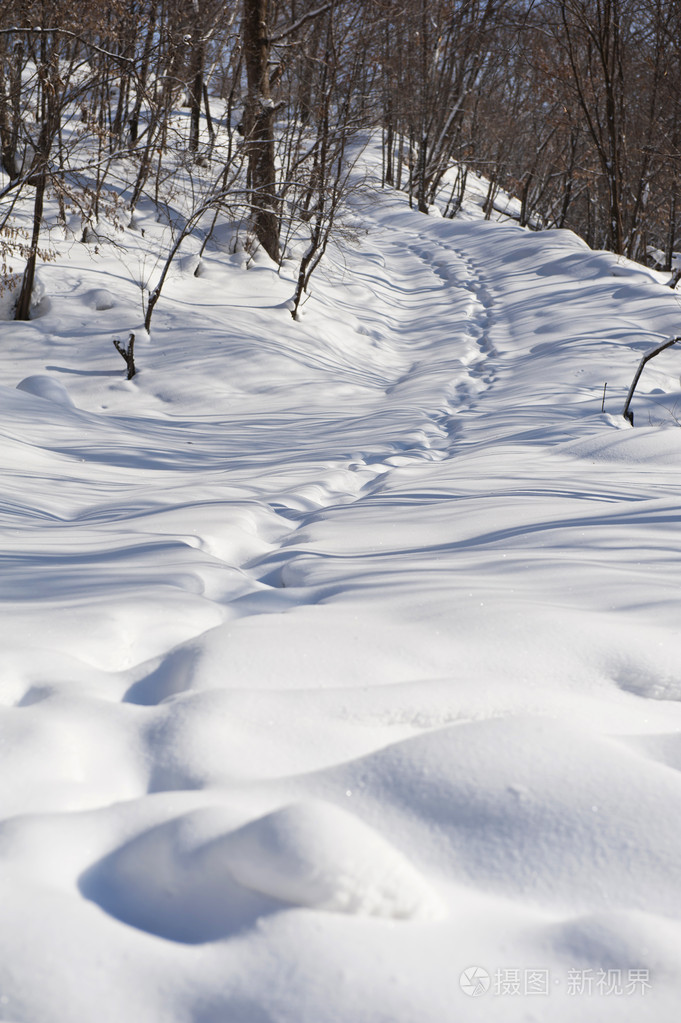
[0,39,24,180]
[189,65,203,151]
[14,168,46,321]
[242,0,280,261]
[188,34,205,152]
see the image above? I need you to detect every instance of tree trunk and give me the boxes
[14,169,46,321]
[188,43,204,151]
[0,39,23,180]
[664,188,677,274]
[242,0,280,261]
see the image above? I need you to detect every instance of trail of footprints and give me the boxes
[248,226,501,555]
[361,228,498,466]
[239,229,500,602]
[130,222,504,697]
[406,236,497,409]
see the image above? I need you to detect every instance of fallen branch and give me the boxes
[622,336,681,425]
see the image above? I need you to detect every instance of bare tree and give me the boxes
[241,0,281,259]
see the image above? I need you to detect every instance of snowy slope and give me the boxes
[1,159,681,1021]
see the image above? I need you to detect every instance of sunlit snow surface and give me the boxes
[2,161,681,1021]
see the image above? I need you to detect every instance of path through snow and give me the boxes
[1,178,681,1021]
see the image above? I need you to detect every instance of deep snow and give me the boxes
[2,148,681,1021]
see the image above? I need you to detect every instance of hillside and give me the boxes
[1,150,681,1021]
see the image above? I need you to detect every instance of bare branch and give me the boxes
[269,3,333,44]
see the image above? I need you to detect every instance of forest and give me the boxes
[1,0,680,324]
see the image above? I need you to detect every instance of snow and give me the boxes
[84,799,443,941]
[16,374,76,406]
[2,145,681,1020]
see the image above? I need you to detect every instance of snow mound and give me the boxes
[16,374,75,407]
[80,801,442,942]
[224,800,444,920]
[314,717,681,916]
[80,808,273,944]
[83,288,116,311]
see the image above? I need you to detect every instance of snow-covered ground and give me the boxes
[2,148,681,1021]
